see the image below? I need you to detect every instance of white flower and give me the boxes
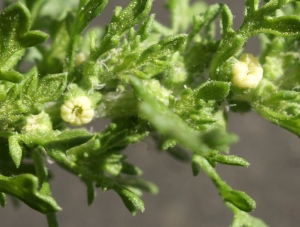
[23,112,52,132]
[61,96,94,126]
[74,52,87,66]
[232,53,263,89]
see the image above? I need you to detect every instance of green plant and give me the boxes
[0,0,300,226]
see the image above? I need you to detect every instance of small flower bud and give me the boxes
[61,96,94,126]
[232,53,263,89]
[23,112,52,132]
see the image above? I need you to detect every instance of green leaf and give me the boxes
[228,99,252,113]
[0,174,61,214]
[91,0,153,60]
[220,4,234,36]
[44,129,93,162]
[19,130,58,148]
[167,146,191,162]
[210,0,300,80]
[188,4,220,41]
[261,0,293,13]
[110,0,153,35]
[85,180,95,206]
[0,70,23,83]
[166,0,190,32]
[5,84,20,103]
[21,67,38,96]
[65,0,108,74]
[160,138,176,150]
[114,185,145,215]
[103,160,123,176]
[254,104,300,137]
[201,129,238,152]
[227,203,269,227]
[8,135,23,168]
[121,162,143,176]
[131,77,237,153]
[191,154,202,176]
[137,35,187,65]
[191,154,256,213]
[212,154,250,167]
[263,90,299,103]
[75,0,108,34]
[136,14,155,41]
[23,0,47,24]
[244,0,259,18]
[196,81,230,101]
[223,190,256,212]
[33,73,67,103]
[56,129,93,145]
[130,77,211,155]
[117,177,158,195]
[38,0,78,20]
[45,20,71,74]
[0,2,48,67]
[258,15,300,36]
[0,192,6,207]
[1,49,25,71]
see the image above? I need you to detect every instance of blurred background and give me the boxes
[1,0,300,226]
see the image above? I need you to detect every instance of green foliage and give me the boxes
[1,0,300,226]
[0,174,61,214]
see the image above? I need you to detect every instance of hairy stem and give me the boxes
[32,147,59,227]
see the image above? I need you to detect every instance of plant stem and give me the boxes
[32,147,59,227]
[46,213,59,227]
[194,154,231,193]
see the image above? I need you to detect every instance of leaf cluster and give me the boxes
[1,0,300,226]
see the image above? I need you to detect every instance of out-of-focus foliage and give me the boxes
[1,0,300,226]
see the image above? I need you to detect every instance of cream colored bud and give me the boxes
[232,53,263,89]
[61,96,94,126]
[74,52,87,66]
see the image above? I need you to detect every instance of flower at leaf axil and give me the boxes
[61,96,94,126]
[232,53,263,89]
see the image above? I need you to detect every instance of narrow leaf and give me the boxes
[91,0,153,60]
[0,70,23,83]
[191,154,202,176]
[0,174,61,214]
[220,4,234,36]
[110,0,153,35]
[259,16,300,36]
[166,0,190,32]
[21,68,38,96]
[245,0,259,17]
[75,0,108,33]
[85,180,95,206]
[254,104,300,137]
[223,190,256,212]
[114,185,145,215]
[188,4,220,40]
[8,135,23,168]
[0,192,6,207]
[121,162,143,176]
[167,146,191,162]
[137,34,187,65]
[117,178,159,195]
[212,154,250,167]
[136,14,155,41]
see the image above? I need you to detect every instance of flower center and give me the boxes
[73,106,83,117]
